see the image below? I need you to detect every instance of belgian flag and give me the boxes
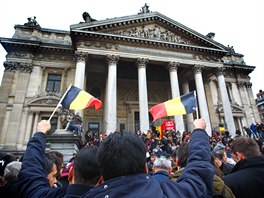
[61,85,102,111]
[149,91,197,122]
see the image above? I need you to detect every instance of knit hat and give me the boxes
[0,152,16,176]
[212,143,225,153]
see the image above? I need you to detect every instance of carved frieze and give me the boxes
[77,41,119,50]
[7,52,34,59]
[221,55,245,65]
[193,54,221,62]
[14,27,71,45]
[34,54,73,62]
[109,25,191,44]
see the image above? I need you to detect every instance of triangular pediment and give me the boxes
[71,12,227,52]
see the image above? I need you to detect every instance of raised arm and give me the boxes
[18,120,64,198]
[161,118,214,197]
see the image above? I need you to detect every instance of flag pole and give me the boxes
[196,107,199,119]
[194,90,199,119]
[48,84,73,122]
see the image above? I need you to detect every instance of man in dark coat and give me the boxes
[223,137,264,198]
[81,118,214,198]
[18,120,101,198]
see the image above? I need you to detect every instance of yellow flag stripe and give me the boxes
[164,97,186,116]
[69,90,93,110]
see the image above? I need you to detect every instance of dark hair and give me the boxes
[48,151,64,178]
[210,154,224,178]
[44,157,55,175]
[231,137,261,158]
[73,146,101,186]
[96,132,147,181]
[176,142,189,168]
[214,150,225,160]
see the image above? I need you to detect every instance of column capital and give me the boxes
[237,81,244,88]
[137,58,149,69]
[245,82,252,88]
[168,61,180,72]
[215,66,225,77]
[4,61,33,73]
[106,55,120,65]
[193,64,204,74]
[74,51,88,62]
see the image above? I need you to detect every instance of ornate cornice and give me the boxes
[4,61,33,73]
[106,55,119,65]
[137,58,149,69]
[72,31,227,55]
[193,64,204,74]
[168,61,180,72]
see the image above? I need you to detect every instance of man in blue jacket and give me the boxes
[82,118,214,198]
[18,120,101,198]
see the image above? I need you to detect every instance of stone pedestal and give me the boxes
[46,129,83,163]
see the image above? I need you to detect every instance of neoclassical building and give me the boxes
[0,5,260,152]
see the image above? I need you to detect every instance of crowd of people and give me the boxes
[0,119,263,198]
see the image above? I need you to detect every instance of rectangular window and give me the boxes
[120,123,125,132]
[46,74,62,92]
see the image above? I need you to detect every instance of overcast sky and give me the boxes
[0,0,263,96]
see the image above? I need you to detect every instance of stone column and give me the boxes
[16,107,29,150]
[237,82,252,126]
[193,65,212,135]
[4,63,32,149]
[23,111,34,145]
[216,67,236,136]
[105,55,119,134]
[74,52,88,116]
[103,72,109,133]
[137,58,149,133]
[0,109,11,148]
[0,62,15,148]
[245,82,261,123]
[32,111,40,136]
[168,62,184,132]
[182,80,194,132]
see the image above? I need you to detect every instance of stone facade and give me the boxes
[0,7,261,153]
[256,90,264,123]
